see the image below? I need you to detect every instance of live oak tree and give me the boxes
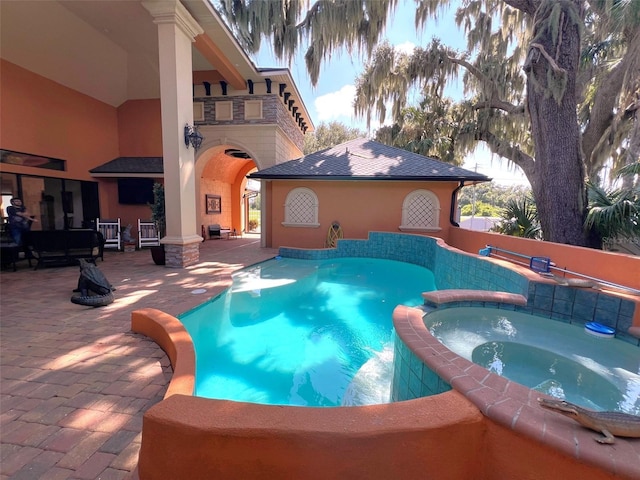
[218,0,640,246]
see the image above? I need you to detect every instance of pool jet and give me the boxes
[537,397,640,444]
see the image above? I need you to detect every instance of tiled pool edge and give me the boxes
[392,304,640,480]
[280,232,639,343]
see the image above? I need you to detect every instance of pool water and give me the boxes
[425,307,640,414]
[179,257,437,406]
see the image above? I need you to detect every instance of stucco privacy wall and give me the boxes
[267,180,458,249]
[449,226,640,291]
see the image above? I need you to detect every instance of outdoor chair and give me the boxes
[96,218,121,255]
[138,219,160,248]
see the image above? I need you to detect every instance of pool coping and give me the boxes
[131,301,639,479]
[392,301,640,480]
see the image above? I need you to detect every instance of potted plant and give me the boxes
[149,182,166,265]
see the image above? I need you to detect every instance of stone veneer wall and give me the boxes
[195,95,304,151]
[164,243,200,268]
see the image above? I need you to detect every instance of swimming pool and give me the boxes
[179,256,436,406]
[424,307,640,414]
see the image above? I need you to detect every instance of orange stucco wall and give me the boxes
[0,60,119,179]
[448,227,640,291]
[267,180,458,249]
[131,307,630,480]
[0,60,161,229]
[117,100,163,157]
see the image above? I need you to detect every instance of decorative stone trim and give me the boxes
[164,242,200,267]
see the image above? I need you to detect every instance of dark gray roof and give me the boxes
[249,138,491,182]
[89,157,163,176]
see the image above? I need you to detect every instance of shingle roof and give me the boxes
[89,157,163,176]
[249,138,491,182]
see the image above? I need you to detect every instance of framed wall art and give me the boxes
[206,194,221,214]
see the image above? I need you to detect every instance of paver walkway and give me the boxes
[0,236,277,479]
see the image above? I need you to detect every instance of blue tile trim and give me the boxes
[280,232,638,344]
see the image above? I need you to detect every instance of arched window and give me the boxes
[282,187,319,227]
[400,189,441,232]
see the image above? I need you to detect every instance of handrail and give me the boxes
[481,245,640,296]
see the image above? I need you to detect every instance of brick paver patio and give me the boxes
[0,236,277,479]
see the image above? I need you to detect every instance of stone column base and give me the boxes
[164,242,200,268]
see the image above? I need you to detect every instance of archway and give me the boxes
[195,144,257,238]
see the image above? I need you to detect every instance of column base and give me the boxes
[164,242,200,268]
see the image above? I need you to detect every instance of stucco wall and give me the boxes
[448,227,640,292]
[117,99,163,157]
[0,59,119,179]
[266,180,459,249]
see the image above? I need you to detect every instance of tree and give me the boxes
[458,183,531,212]
[460,201,501,217]
[374,96,468,164]
[218,0,640,246]
[303,121,366,154]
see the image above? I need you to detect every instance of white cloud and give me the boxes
[394,41,416,55]
[314,85,357,122]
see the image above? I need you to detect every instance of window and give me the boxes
[1,149,65,171]
[283,187,319,227]
[400,189,441,232]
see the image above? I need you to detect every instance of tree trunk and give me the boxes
[525,0,588,246]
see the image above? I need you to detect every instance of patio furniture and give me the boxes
[96,218,121,254]
[208,224,221,239]
[208,224,236,239]
[24,229,104,269]
[138,219,160,248]
[0,242,22,271]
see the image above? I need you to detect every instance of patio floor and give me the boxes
[0,235,277,479]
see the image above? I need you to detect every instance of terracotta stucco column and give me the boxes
[143,0,204,267]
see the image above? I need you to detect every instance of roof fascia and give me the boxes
[193,34,246,90]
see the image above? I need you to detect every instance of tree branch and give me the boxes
[448,57,524,115]
[582,26,640,170]
[473,100,526,115]
[529,43,567,74]
[474,130,536,181]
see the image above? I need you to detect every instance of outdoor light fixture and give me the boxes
[184,124,204,150]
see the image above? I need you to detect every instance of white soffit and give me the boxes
[0,1,129,106]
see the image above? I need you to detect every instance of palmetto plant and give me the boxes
[492,197,542,239]
[585,181,640,245]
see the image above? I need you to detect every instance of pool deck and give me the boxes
[0,235,277,479]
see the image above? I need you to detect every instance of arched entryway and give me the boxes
[195,144,258,238]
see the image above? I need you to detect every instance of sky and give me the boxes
[250,0,530,187]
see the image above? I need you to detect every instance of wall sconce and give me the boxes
[184,124,204,151]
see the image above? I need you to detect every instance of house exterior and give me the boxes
[0,0,313,267]
[249,138,491,249]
